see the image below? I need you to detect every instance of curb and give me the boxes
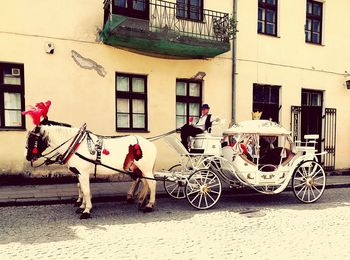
[0,182,349,207]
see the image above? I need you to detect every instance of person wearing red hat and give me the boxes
[180,103,217,151]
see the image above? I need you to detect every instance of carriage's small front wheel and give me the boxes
[185,169,222,210]
[164,164,186,199]
[292,160,326,203]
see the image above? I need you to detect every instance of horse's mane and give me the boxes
[40,123,78,142]
[41,118,72,127]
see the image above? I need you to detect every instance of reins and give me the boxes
[28,124,178,181]
[74,152,157,181]
[30,136,75,168]
[146,129,178,141]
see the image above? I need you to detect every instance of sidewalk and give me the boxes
[0,175,349,207]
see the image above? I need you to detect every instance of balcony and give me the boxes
[100,0,231,59]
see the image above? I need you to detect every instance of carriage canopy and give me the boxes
[224,120,291,136]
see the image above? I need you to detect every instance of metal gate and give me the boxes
[290,106,337,171]
[290,106,301,142]
[323,108,337,171]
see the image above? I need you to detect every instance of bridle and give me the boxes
[26,127,42,158]
[26,126,74,168]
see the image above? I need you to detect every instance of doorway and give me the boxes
[301,89,323,152]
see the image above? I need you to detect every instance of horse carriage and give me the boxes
[23,101,326,218]
[156,119,327,210]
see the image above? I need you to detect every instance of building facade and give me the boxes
[234,0,350,170]
[0,0,234,175]
[1,0,349,178]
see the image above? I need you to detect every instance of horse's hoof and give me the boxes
[143,206,153,213]
[75,208,84,214]
[80,212,91,219]
[126,198,135,204]
[73,201,82,207]
[138,200,147,210]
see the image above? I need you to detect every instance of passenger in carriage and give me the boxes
[223,135,254,162]
[180,103,218,151]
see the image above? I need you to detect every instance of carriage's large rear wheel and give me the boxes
[185,169,222,210]
[164,164,186,199]
[292,160,326,203]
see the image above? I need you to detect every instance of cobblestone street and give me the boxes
[0,188,349,260]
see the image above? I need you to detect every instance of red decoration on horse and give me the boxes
[102,149,110,155]
[129,143,143,161]
[123,143,144,179]
[22,100,51,125]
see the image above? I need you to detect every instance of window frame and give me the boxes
[253,83,280,122]
[176,79,202,129]
[115,72,148,132]
[176,0,204,22]
[301,89,323,107]
[112,0,150,20]
[258,0,278,37]
[0,62,25,130]
[305,0,323,45]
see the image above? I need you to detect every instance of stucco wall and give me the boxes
[234,0,350,169]
[0,0,234,175]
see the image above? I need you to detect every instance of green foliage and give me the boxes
[213,15,238,41]
[228,16,239,39]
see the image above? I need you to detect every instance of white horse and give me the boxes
[26,122,157,219]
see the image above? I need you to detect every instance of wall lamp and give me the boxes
[345,71,350,89]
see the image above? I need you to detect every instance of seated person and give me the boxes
[180,104,218,150]
[259,147,294,165]
[225,136,253,162]
[239,142,253,161]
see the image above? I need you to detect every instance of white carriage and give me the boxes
[156,120,327,210]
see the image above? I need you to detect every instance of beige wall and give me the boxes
[3,0,348,174]
[235,0,350,169]
[0,0,234,174]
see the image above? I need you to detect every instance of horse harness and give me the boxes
[33,124,152,180]
[28,123,177,181]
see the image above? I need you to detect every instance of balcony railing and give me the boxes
[103,0,230,43]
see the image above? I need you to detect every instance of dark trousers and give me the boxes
[180,124,203,150]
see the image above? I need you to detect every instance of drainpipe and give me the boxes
[231,0,237,125]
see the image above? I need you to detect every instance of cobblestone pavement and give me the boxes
[0,188,349,260]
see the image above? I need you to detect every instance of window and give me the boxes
[112,0,149,20]
[0,62,25,129]
[176,79,202,129]
[305,0,323,44]
[176,0,203,21]
[258,0,278,36]
[302,90,322,107]
[253,84,280,122]
[116,73,147,131]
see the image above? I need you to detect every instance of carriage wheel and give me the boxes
[164,164,186,199]
[185,169,222,210]
[292,160,326,203]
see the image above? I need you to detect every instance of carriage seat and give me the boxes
[189,120,223,155]
[190,133,222,155]
[196,120,224,138]
[295,134,319,157]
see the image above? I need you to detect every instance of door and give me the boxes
[301,90,323,153]
[291,105,337,170]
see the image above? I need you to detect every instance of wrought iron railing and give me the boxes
[104,0,230,42]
